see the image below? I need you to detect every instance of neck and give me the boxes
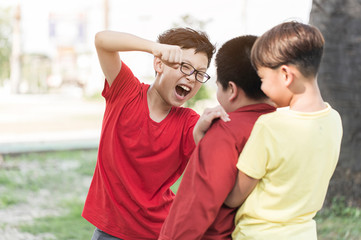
[147,85,172,122]
[289,80,326,112]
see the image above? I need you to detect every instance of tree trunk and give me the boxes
[309,0,361,207]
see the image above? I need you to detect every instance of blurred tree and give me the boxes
[172,14,214,108]
[0,7,12,85]
[172,14,212,30]
[10,3,21,93]
[310,0,361,207]
[185,82,212,108]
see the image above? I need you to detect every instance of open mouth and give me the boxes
[175,84,191,97]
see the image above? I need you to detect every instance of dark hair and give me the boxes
[251,21,325,77]
[215,35,267,100]
[157,27,216,67]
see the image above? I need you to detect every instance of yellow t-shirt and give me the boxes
[233,103,343,240]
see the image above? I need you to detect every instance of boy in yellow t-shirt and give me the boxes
[225,21,343,239]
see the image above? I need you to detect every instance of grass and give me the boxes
[0,150,360,240]
[20,199,94,240]
[0,150,97,239]
[316,196,361,240]
[0,193,22,209]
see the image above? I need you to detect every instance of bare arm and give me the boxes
[224,170,258,208]
[94,31,183,86]
[193,105,230,144]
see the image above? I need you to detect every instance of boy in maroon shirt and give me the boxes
[82,28,217,239]
[158,35,276,240]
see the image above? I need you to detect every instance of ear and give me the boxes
[153,57,163,74]
[228,81,239,101]
[280,65,294,87]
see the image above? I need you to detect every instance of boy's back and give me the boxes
[233,105,342,239]
[160,103,275,239]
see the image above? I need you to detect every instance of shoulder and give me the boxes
[223,106,277,134]
[172,106,200,120]
[168,107,200,130]
[255,109,287,127]
[114,61,136,83]
[245,111,282,140]
[327,105,342,122]
[203,117,240,143]
[103,61,142,101]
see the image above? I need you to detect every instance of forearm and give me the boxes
[224,170,258,208]
[224,176,244,208]
[193,123,205,145]
[95,31,156,54]
[94,31,167,85]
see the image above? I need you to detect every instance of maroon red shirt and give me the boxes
[159,103,276,240]
[82,62,199,239]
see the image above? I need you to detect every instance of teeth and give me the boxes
[179,85,190,92]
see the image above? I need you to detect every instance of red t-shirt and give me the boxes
[159,103,276,240]
[82,62,199,239]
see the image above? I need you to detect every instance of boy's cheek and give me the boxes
[194,83,203,93]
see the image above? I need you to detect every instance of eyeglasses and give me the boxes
[180,62,211,83]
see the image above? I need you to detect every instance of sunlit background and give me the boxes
[0,0,311,151]
[2,1,361,239]
[0,0,312,152]
[0,0,312,95]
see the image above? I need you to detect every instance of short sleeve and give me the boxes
[102,61,140,103]
[236,120,269,179]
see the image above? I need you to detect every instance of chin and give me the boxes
[173,101,186,107]
[167,98,183,108]
[172,95,191,107]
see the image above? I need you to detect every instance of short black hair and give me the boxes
[157,27,216,67]
[215,35,267,100]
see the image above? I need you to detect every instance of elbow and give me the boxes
[94,31,108,49]
[224,192,244,208]
[224,200,241,209]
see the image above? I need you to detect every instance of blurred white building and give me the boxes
[1,0,311,96]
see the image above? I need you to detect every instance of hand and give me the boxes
[152,43,183,69]
[193,105,230,144]
[201,105,230,123]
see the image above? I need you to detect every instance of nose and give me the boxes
[185,72,197,83]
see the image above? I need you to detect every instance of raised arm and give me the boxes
[224,170,258,208]
[94,31,183,86]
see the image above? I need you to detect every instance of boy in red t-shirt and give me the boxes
[82,28,216,239]
[158,36,276,239]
